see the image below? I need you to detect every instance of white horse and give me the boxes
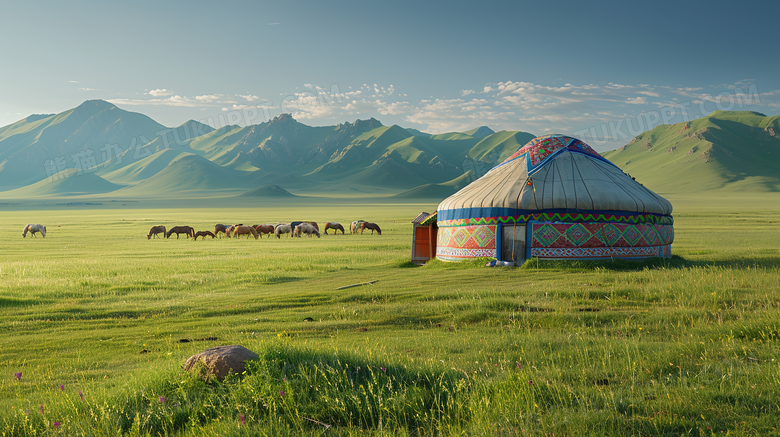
[22,224,46,238]
[293,223,320,238]
[275,224,293,238]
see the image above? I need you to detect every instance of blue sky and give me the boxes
[2,0,779,149]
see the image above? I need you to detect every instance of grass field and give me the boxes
[0,195,779,436]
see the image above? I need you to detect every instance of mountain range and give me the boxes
[0,100,777,198]
[0,100,530,198]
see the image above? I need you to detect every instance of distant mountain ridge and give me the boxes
[2,100,775,198]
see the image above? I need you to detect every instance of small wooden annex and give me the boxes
[411,211,438,264]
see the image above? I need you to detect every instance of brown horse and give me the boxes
[194,230,216,240]
[360,222,381,235]
[254,224,275,238]
[166,226,194,239]
[147,225,166,239]
[233,225,259,239]
[324,222,345,235]
[305,221,319,231]
[214,224,227,238]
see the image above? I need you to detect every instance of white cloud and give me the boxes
[195,94,220,102]
[240,94,260,102]
[148,89,174,97]
[636,90,660,97]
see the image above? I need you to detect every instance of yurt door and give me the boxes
[501,225,526,265]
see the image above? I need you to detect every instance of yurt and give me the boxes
[436,134,673,263]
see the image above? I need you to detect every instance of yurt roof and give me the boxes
[438,135,673,221]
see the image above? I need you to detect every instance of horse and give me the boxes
[350,220,366,235]
[275,224,293,238]
[214,224,227,238]
[233,225,259,239]
[147,225,166,239]
[254,224,275,238]
[360,222,382,235]
[22,224,46,238]
[294,223,320,238]
[323,222,345,235]
[305,221,319,231]
[224,224,243,238]
[194,230,216,240]
[166,226,194,239]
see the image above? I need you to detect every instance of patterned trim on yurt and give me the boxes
[435,225,496,261]
[531,223,674,248]
[491,134,617,174]
[438,210,673,227]
[531,245,672,259]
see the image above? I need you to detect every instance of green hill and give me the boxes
[467,130,536,164]
[98,149,193,185]
[463,126,496,138]
[393,171,474,198]
[602,111,780,193]
[113,154,247,196]
[240,184,296,197]
[1,169,124,197]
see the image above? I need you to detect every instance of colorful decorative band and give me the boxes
[436,247,496,260]
[437,225,496,250]
[438,211,673,227]
[531,245,671,259]
[532,222,674,248]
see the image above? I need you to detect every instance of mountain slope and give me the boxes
[1,169,124,197]
[240,184,296,197]
[393,171,474,198]
[0,100,168,189]
[113,154,247,196]
[467,130,536,164]
[98,149,193,185]
[602,111,780,192]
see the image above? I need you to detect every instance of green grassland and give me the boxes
[0,195,779,435]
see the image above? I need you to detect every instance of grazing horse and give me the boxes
[294,223,320,238]
[275,224,293,238]
[214,224,227,238]
[254,224,275,238]
[324,222,345,235]
[147,225,166,239]
[233,225,259,239]
[305,221,319,231]
[166,226,194,239]
[194,230,216,240]
[360,222,382,235]
[22,224,46,238]
[224,224,243,238]
[350,220,366,235]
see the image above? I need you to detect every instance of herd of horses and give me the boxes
[21,221,382,240]
[145,221,381,240]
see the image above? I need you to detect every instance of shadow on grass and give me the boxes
[519,255,780,272]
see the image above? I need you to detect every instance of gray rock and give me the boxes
[184,345,258,381]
